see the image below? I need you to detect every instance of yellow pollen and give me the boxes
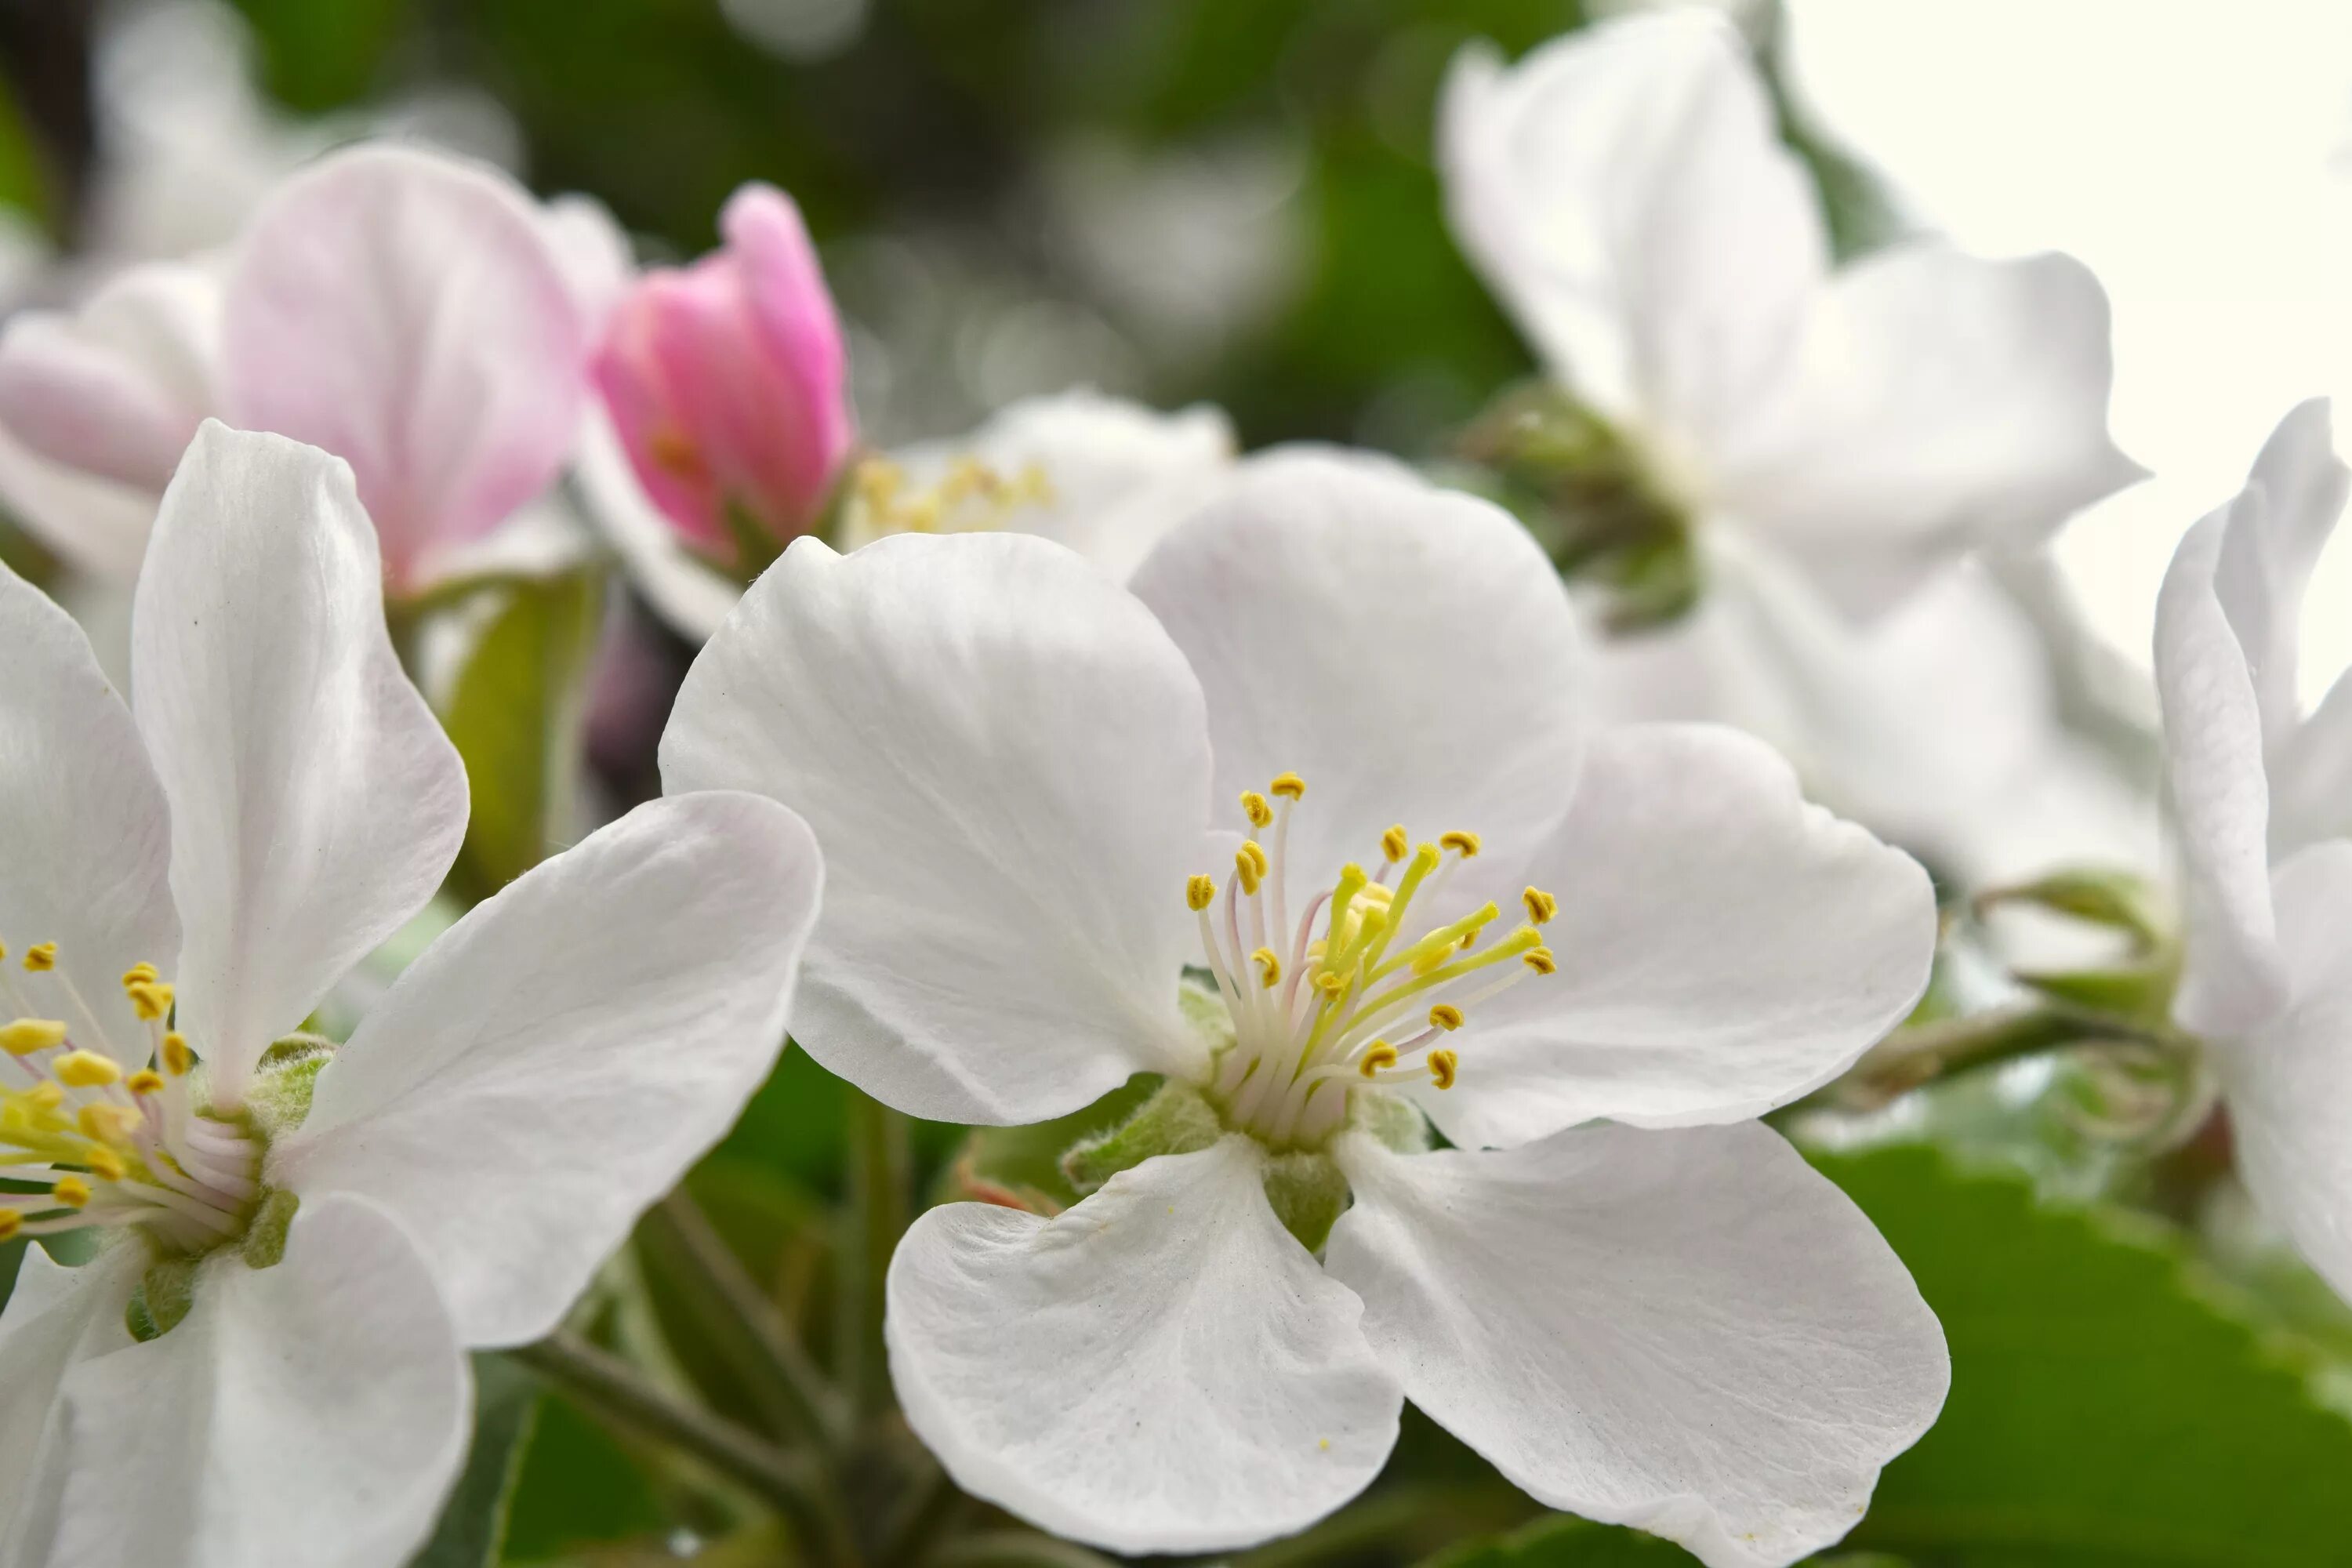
[125,1069,165,1096]
[1381,825,1409,864]
[1241,792,1273,829]
[1251,947,1283,989]
[84,1145,126,1182]
[1428,1049,1459,1090]
[1523,887,1559,926]
[0,1018,68,1055]
[121,962,158,989]
[126,981,174,1021]
[1316,970,1349,996]
[50,1175,91,1210]
[1438,831,1481,858]
[1359,1043,1399,1076]
[78,1104,139,1145]
[0,1212,17,1241]
[53,1051,120,1088]
[1236,845,1265,897]
[1187,875,1218,912]
[23,942,56,973]
[1269,772,1306,800]
[162,1033,194,1077]
[1523,946,1557,976]
[1428,1004,1465,1032]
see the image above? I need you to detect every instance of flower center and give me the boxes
[1185,773,1557,1150]
[0,941,263,1258]
[851,453,1056,537]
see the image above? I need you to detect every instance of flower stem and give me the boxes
[929,1531,1120,1568]
[1803,1003,2192,1113]
[644,1189,850,1455]
[512,1329,856,1566]
[840,1087,911,1414]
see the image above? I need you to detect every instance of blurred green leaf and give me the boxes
[499,1390,669,1564]
[230,0,410,113]
[1824,1145,2352,1566]
[411,1354,540,1568]
[0,72,51,228]
[1419,1512,1700,1568]
[440,570,604,902]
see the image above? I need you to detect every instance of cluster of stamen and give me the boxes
[1187,775,1556,1148]
[0,940,260,1254]
[854,453,1055,536]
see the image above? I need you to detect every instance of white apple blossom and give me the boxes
[2152,397,2352,1302]
[0,423,821,1567]
[662,452,1948,1565]
[585,386,1237,642]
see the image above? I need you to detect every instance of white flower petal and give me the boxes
[271,793,818,1348]
[2154,506,2286,1036]
[575,405,740,644]
[45,1195,468,1568]
[2273,666,2352,855]
[1327,1124,1947,1568]
[1439,13,1822,447]
[887,1136,1401,1552]
[2215,840,2352,1302]
[0,559,179,1067]
[1412,724,1933,1147]
[1719,248,2142,616]
[0,426,159,584]
[0,1244,143,1564]
[131,424,467,1106]
[662,532,1211,1123]
[1129,450,1587,915]
[2209,398,2347,755]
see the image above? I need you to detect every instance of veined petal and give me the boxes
[1412,725,1933,1147]
[271,793,819,1348]
[1719,248,2143,616]
[2210,399,2347,753]
[132,424,467,1107]
[0,1244,143,1566]
[0,560,179,1068]
[1327,1125,1947,1568]
[662,532,1211,1123]
[220,143,591,590]
[1440,13,1822,450]
[45,1195,468,1568]
[1129,449,1587,919]
[887,1137,1401,1552]
[2215,840,2352,1303]
[2154,507,2286,1036]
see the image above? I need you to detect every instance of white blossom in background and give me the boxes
[0,424,820,1567]
[2152,398,2352,1305]
[662,452,1947,1565]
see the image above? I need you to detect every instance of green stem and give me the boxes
[928,1531,1119,1568]
[1805,1004,2192,1114]
[512,1330,855,1566]
[840,1087,911,1414]
[644,1190,851,1455]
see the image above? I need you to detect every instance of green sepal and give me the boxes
[1352,1088,1433,1154]
[716,498,786,585]
[125,1255,201,1341]
[1261,1149,1350,1254]
[241,1189,301,1269]
[1059,1079,1221,1196]
[2013,963,2180,1024]
[1975,866,2174,955]
[244,1036,336,1140]
[1176,974,1238,1054]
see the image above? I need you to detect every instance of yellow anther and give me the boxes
[121,962,158,989]
[84,1145,126,1182]
[1522,887,1559,926]
[1269,772,1306,800]
[0,1212,18,1242]
[1428,1004,1465,1032]
[50,1176,91,1210]
[1523,946,1557,976]
[0,1018,68,1055]
[23,942,56,972]
[1316,969,1349,996]
[1359,1043,1399,1077]
[1240,840,1269,880]
[126,981,174,1022]
[78,1104,139,1145]
[1235,845,1264,897]
[1250,947,1283,989]
[1439,830,1481,858]
[162,1033,194,1077]
[1187,874,1218,912]
[1381,825,1409,864]
[54,1051,121,1089]
[1428,1049,1460,1090]
[1241,791,1274,829]
[20,1082,62,1113]
[125,1069,165,1096]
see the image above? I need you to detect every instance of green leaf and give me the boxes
[498,1387,670,1563]
[1823,1145,2352,1566]
[408,1354,539,1568]
[437,570,604,901]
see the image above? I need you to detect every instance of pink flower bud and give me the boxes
[593,183,854,564]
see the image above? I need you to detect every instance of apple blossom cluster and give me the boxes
[0,8,2343,1568]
